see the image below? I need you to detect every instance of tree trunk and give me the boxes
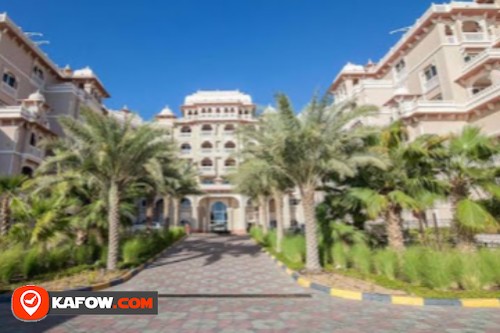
[172,199,180,227]
[273,191,284,253]
[0,196,10,236]
[106,182,120,271]
[386,206,405,251]
[163,196,171,230]
[258,196,268,233]
[300,185,321,272]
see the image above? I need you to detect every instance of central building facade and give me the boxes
[155,90,258,234]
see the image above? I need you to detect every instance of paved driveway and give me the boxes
[2,234,500,332]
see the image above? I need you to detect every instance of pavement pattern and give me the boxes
[1,234,500,333]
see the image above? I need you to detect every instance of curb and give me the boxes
[0,235,187,304]
[259,245,500,308]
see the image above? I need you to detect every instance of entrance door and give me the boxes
[210,201,228,232]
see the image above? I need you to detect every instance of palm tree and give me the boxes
[441,126,500,244]
[37,109,175,270]
[348,122,446,250]
[241,94,385,271]
[231,158,292,252]
[230,160,272,233]
[0,175,27,236]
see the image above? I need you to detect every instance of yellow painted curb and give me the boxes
[392,296,424,306]
[461,299,500,308]
[91,282,111,291]
[330,288,363,301]
[297,277,311,288]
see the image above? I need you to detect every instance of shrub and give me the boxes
[266,230,277,251]
[122,238,144,265]
[418,249,455,290]
[282,235,305,265]
[458,252,487,290]
[74,245,95,265]
[331,243,347,269]
[478,249,500,287]
[348,244,371,275]
[250,226,266,245]
[22,248,43,279]
[0,245,23,283]
[47,246,72,271]
[401,247,424,285]
[372,249,399,280]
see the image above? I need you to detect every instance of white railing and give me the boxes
[467,84,500,110]
[26,146,44,159]
[201,148,212,154]
[179,132,191,137]
[423,75,440,92]
[201,131,214,136]
[461,49,500,75]
[181,149,191,155]
[200,167,215,174]
[462,32,488,43]
[224,148,236,153]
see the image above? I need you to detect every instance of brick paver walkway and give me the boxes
[2,234,500,332]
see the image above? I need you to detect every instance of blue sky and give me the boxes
[3,0,435,120]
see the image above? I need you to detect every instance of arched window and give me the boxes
[224,124,235,132]
[21,166,33,178]
[181,143,191,153]
[445,25,454,36]
[180,126,192,133]
[224,141,236,149]
[180,198,192,208]
[201,124,213,132]
[201,141,213,149]
[201,158,213,167]
[462,21,482,33]
[29,133,37,146]
[225,158,236,167]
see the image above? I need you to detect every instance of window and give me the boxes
[224,158,236,167]
[2,72,18,89]
[224,124,235,132]
[30,133,37,146]
[201,124,213,132]
[33,65,44,81]
[201,141,213,149]
[395,59,406,73]
[431,94,443,101]
[423,65,438,81]
[224,141,236,149]
[464,53,478,63]
[201,178,215,185]
[201,158,213,167]
[180,126,192,133]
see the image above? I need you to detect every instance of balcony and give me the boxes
[181,149,191,155]
[200,166,215,174]
[201,148,213,154]
[459,49,500,81]
[24,146,44,160]
[467,84,500,111]
[201,131,214,136]
[423,76,440,92]
[462,32,489,43]
[179,132,191,138]
[200,183,233,192]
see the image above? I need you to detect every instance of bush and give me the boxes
[282,235,305,265]
[0,245,23,283]
[372,249,399,280]
[250,226,266,245]
[74,245,95,265]
[348,244,371,275]
[122,238,144,265]
[478,249,500,287]
[418,249,455,290]
[265,230,277,251]
[401,247,424,285]
[22,248,44,279]
[47,246,72,271]
[331,243,347,269]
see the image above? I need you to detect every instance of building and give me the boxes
[329,0,500,226]
[329,0,500,140]
[0,13,110,176]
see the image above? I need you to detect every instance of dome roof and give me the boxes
[262,105,277,115]
[73,66,95,78]
[159,105,174,116]
[27,90,45,102]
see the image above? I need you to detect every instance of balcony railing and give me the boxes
[462,32,489,43]
[200,166,215,174]
[201,148,213,154]
[423,76,440,92]
[179,132,191,137]
[181,149,191,155]
[201,131,214,136]
[25,146,44,159]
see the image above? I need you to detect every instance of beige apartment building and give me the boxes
[0,13,109,176]
[329,0,500,226]
[152,90,306,234]
[330,0,500,140]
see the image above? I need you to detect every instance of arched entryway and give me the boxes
[210,201,228,232]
